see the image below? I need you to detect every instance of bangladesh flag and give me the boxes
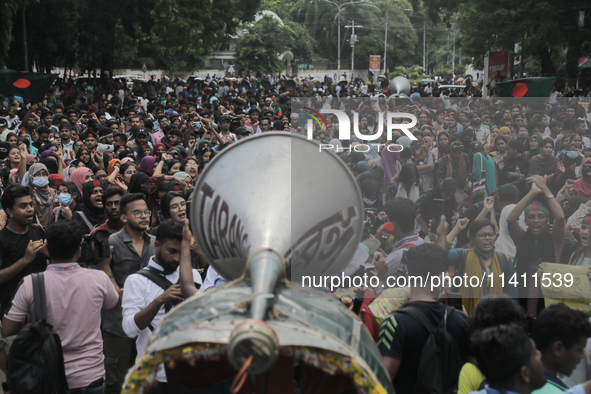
[0,69,58,101]
[496,77,557,98]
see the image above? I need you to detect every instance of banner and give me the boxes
[487,51,509,95]
[541,263,591,312]
[369,56,381,72]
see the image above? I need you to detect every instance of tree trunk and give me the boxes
[538,47,555,76]
[565,34,581,86]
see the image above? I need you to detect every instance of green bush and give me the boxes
[388,71,402,79]
[409,72,420,80]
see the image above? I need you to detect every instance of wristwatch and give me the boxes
[546,193,555,200]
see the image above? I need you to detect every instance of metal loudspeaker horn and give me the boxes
[389,76,411,97]
[190,133,363,319]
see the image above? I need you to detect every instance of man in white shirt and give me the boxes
[121,219,202,390]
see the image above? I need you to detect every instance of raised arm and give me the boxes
[180,220,199,298]
[531,175,565,227]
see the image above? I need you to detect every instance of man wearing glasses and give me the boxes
[97,193,155,394]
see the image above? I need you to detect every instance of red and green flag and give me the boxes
[496,77,557,98]
[0,69,58,101]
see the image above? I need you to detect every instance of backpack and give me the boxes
[7,273,70,394]
[398,305,463,394]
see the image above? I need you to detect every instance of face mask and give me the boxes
[567,151,578,159]
[0,150,7,160]
[363,196,376,206]
[58,193,72,206]
[32,177,49,188]
[583,169,591,178]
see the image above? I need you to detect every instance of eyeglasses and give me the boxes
[170,202,186,211]
[477,232,497,239]
[131,209,151,218]
[186,163,198,169]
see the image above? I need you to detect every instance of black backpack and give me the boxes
[7,273,70,394]
[398,305,463,394]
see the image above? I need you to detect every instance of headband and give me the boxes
[524,203,549,217]
[99,133,113,141]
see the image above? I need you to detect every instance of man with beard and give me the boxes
[98,193,156,394]
[121,219,202,391]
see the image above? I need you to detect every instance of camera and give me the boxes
[79,230,111,264]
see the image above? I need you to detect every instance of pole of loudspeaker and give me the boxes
[247,249,285,321]
[227,249,284,376]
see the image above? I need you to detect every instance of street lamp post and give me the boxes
[321,0,370,80]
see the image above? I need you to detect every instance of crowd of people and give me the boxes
[0,74,591,393]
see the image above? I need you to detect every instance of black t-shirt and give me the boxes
[377,301,470,394]
[0,224,47,317]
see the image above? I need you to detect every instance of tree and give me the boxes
[425,0,591,81]
[0,0,20,68]
[235,15,291,74]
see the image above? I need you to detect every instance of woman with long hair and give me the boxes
[393,163,421,200]
[432,131,450,162]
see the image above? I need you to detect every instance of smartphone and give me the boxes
[444,292,463,310]
[431,198,445,231]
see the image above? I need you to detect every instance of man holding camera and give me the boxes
[122,219,202,392]
[2,219,120,393]
[98,193,156,394]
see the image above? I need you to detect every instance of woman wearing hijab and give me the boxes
[72,180,108,234]
[379,144,403,203]
[137,156,156,176]
[39,149,54,162]
[107,159,122,176]
[76,146,93,168]
[571,158,591,200]
[70,167,95,195]
[196,140,212,166]
[359,177,382,210]
[154,143,166,160]
[136,144,153,164]
[396,136,412,148]
[27,163,55,228]
[0,142,11,161]
[528,138,558,178]
[431,131,450,162]
[524,134,542,160]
